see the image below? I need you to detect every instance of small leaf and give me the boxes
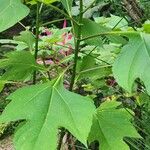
[0,39,28,51]
[81,19,108,46]
[0,0,30,32]
[0,77,95,150]
[113,33,150,94]
[0,51,44,81]
[80,55,96,70]
[60,0,73,14]
[77,55,111,80]
[14,30,35,51]
[143,21,150,33]
[94,15,128,30]
[88,100,140,150]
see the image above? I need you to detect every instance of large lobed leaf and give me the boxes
[113,33,150,94]
[89,100,140,150]
[0,77,96,150]
[0,0,30,32]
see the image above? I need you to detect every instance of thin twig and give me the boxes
[80,31,137,42]
[42,18,67,26]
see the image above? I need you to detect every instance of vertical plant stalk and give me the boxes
[33,2,40,84]
[57,1,84,149]
[69,0,83,91]
[66,0,84,149]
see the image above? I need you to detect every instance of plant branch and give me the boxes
[69,0,83,91]
[80,31,137,42]
[42,18,67,26]
[33,2,40,84]
[57,0,84,149]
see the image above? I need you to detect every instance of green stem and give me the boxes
[42,18,67,26]
[57,1,84,149]
[33,2,40,84]
[80,31,137,42]
[69,0,83,91]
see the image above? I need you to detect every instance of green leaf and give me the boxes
[77,55,111,80]
[0,0,30,32]
[14,30,35,51]
[0,39,28,51]
[60,0,73,14]
[143,21,150,33]
[0,77,95,150]
[0,51,44,81]
[113,33,150,94]
[94,15,128,30]
[81,19,108,46]
[78,55,96,76]
[107,34,127,45]
[88,100,140,150]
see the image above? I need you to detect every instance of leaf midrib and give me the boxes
[127,41,142,90]
[95,115,112,150]
[33,86,54,149]
[54,87,82,137]
[21,79,82,148]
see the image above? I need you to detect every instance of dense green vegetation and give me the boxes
[0,0,150,150]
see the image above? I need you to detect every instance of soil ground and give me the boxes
[0,136,13,150]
